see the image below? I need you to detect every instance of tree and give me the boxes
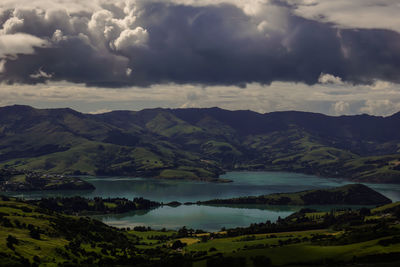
[171,240,186,250]
[30,228,41,240]
[359,207,371,216]
[178,226,188,237]
[6,235,18,250]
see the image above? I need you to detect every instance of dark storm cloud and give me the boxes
[124,3,346,86]
[0,0,400,87]
[338,29,400,84]
[4,36,130,86]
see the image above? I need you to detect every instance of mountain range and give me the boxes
[1,105,400,183]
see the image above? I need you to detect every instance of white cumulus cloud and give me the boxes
[360,99,400,116]
[1,16,24,34]
[285,0,400,33]
[113,27,148,50]
[333,101,350,115]
[0,33,48,58]
[318,73,343,85]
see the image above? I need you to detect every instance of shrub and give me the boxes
[252,256,272,267]
[33,255,41,263]
[207,256,246,267]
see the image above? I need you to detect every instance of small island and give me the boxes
[0,168,95,191]
[197,184,392,206]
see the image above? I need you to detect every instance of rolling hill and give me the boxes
[1,105,400,183]
[2,195,400,266]
[198,184,393,206]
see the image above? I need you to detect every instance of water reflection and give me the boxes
[96,205,295,232]
[4,171,400,231]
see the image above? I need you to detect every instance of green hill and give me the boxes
[0,196,185,266]
[1,105,400,183]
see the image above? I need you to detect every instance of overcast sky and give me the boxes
[1,0,400,116]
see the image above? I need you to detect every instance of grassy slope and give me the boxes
[187,206,400,266]
[0,107,224,181]
[0,199,70,265]
[2,196,400,266]
[0,197,173,266]
[241,129,400,183]
[145,112,204,138]
[2,106,400,183]
[2,139,222,181]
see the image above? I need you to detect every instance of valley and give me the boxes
[1,0,398,265]
[2,105,400,266]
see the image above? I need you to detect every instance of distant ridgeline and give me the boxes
[0,168,94,191]
[1,105,400,183]
[197,184,392,206]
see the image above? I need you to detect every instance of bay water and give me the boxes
[8,171,400,231]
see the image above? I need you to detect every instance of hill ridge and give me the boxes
[198,184,392,206]
[1,105,400,184]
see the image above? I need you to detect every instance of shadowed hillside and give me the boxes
[198,184,393,206]
[1,105,400,183]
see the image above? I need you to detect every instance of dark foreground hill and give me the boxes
[1,195,400,266]
[1,105,400,183]
[198,184,392,206]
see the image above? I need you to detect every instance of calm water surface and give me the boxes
[7,172,400,231]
